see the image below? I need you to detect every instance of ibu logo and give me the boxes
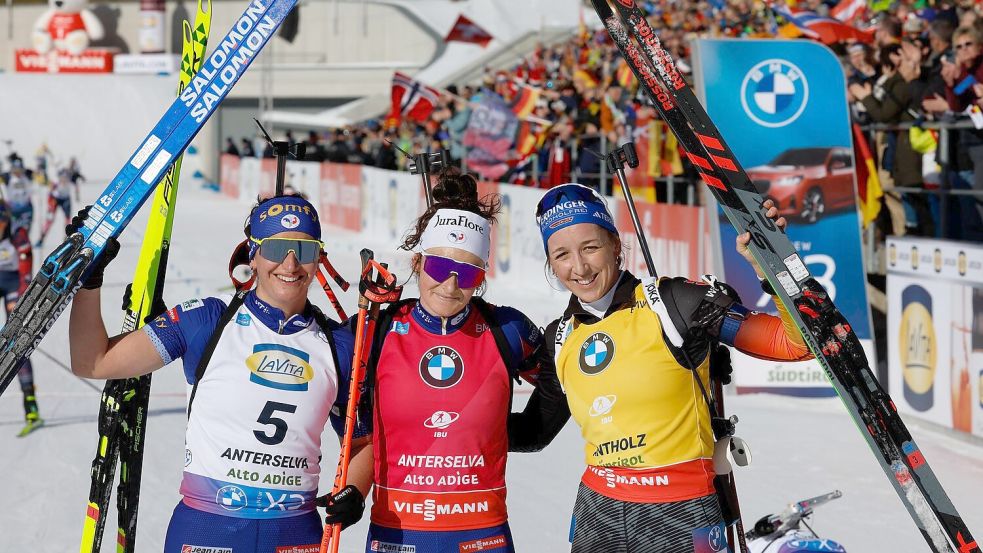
[246,344,314,391]
[580,332,615,375]
[419,346,464,388]
[740,59,809,128]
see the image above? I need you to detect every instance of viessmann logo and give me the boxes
[246,344,314,391]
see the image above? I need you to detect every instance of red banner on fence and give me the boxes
[320,163,361,231]
[219,154,240,199]
[612,199,709,279]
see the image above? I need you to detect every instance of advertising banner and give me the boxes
[463,92,517,181]
[693,38,873,396]
[887,236,983,439]
[219,154,240,199]
[320,163,362,232]
[15,49,114,73]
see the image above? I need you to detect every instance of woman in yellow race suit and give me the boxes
[510,183,814,553]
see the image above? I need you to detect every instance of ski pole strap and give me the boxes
[320,252,350,292]
[357,257,402,304]
[187,289,247,419]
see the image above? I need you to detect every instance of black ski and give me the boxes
[590,1,979,551]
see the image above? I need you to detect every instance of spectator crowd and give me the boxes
[224,0,983,241]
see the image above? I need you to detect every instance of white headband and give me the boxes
[420,208,491,264]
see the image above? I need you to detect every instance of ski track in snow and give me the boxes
[1,184,981,552]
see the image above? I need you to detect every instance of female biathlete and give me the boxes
[0,201,42,435]
[331,171,545,553]
[516,183,814,553]
[68,195,367,553]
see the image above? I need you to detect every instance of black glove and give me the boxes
[316,485,365,530]
[83,238,120,290]
[66,205,121,290]
[65,205,90,236]
[708,343,733,385]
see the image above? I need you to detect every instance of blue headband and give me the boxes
[536,183,617,253]
[248,196,321,258]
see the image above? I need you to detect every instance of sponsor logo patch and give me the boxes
[275,545,319,553]
[246,344,314,392]
[391,321,410,335]
[236,313,252,326]
[281,213,300,229]
[181,298,204,312]
[588,395,617,417]
[458,534,508,552]
[369,540,416,553]
[182,546,233,553]
[419,346,465,388]
[579,332,615,375]
[215,485,247,511]
[167,308,180,322]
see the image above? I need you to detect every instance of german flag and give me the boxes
[509,84,540,119]
[615,62,636,91]
[515,120,550,161]
[852,123,882,228]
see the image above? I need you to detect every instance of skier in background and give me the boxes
[515,184,814,553]
[0,200,42,436]
[1,159,35,243]
[34,142,51,186]
[36,168,77,248]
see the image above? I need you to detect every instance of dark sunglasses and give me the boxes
[421,253,486,289]
[956,42,977,50]
[535,183,605,221]
[252,237,322,264]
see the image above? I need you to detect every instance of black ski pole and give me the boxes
[254,118,306,197]
[606,141,750,553]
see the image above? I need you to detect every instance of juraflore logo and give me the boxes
[179,0,277,123]
[900,285,935,411]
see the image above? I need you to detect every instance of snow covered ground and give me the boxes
[1,184,981,552]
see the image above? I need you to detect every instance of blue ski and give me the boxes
[0,0,298,396]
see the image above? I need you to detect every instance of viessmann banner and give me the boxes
[693,38,873,396]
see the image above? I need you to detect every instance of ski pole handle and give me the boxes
[607,142,657,278]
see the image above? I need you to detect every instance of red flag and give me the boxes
[386,72,439,126]
[851,123,882,228]
[445,14,493,47]
[830,0,866,22]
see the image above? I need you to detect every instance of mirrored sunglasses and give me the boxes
[252,237,322,264]
[422,253,486,289]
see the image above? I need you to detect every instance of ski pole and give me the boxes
[606,142,750,553]
[315,268,348,321]
[320,250,402,553]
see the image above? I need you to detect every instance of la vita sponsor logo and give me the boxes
[246,343,314,391]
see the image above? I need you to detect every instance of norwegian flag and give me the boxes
[445,14,494,47]
[386,72,440,126]
[773,6,874,44]
[830,0,866,22]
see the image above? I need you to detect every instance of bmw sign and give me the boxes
[740,59,809,128]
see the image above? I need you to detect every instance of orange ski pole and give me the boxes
[320,249,401,553]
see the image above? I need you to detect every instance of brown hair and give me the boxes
[401,168,501,251]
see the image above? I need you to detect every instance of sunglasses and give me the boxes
[421,253,486,289]
[251,237,322,264]
[535,183,606,221]
[956,42,977,50]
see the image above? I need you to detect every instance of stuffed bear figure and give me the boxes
[32,0,105,55]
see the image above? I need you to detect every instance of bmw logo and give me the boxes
[216,485,248,511]
[419,346,465,388]
[740,59,809,128]
[579,332,615,375]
